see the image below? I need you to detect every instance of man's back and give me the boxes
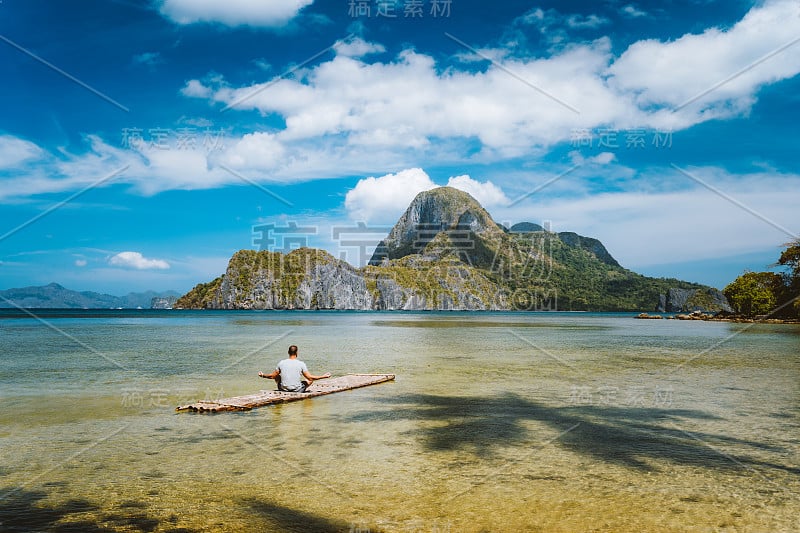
[259,345,330,392]
[276,358,309,391]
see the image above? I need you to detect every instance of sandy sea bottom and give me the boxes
[0,310,798,532]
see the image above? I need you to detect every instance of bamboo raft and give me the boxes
[176,373,395,413]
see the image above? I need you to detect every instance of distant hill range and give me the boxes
[0,283,180,309]
[176,187,731,312]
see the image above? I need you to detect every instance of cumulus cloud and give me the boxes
[182,0,800,160]
[2,1,799,202]
[344,168,436,222]
[590,152,616,165]
[344,168,510,222]
[446,175,509,207]
[74,259,87,267]
[108,252,170,270]
[609,0,800,113]
[158,0,314,27]
[181,79,212,98]
[192,42,613,155]
[219,132,286,169]
[334,37,386,58]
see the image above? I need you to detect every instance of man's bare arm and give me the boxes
[258,369,279,379]
[302,370,331,382]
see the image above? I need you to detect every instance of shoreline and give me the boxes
[635,311,800,324]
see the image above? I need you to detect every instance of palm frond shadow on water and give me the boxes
[0,489,174,533]
[242,498,369,533]
[350,393,799,477]
[0,488,357,533]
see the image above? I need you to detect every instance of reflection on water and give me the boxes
[0,311,798,532]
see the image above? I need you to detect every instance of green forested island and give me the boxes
[176,187,732,312]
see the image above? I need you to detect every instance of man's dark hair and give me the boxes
[288,345,298,356]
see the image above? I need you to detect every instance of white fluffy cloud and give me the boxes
[609,0,800,115]
[182,0,800,159]
[108,252,170,270]
[181,79,212,98]
[344,168,509,223]
[445,175,509,207]
[193,43,611,153]
[344,168,436,222]
[2,1,799,205]
[219,132,286,169]
[158,0,314,27]
[334,37,386,58]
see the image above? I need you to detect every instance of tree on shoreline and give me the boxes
[723,271,783,316]
[777,238,800,314]
[723,240,800,318]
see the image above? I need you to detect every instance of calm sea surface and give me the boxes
[0,310,798,532]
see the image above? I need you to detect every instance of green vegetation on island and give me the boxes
[723,239,800,319]
[176,187,731,312]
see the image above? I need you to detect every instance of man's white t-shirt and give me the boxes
[276,358,309,391]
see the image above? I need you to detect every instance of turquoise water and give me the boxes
[1,310,798,532]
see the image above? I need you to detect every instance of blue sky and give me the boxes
[1,0,798,294]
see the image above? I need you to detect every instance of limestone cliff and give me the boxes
[213,248,372,310]
[150,296,177,309]
[657,287,732,313]
[177,242,506,311]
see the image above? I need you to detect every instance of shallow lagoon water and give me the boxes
[1,310,798,532]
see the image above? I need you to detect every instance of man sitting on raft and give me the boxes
[258,345,331,393]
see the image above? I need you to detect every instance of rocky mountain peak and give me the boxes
[368,186,504,265]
